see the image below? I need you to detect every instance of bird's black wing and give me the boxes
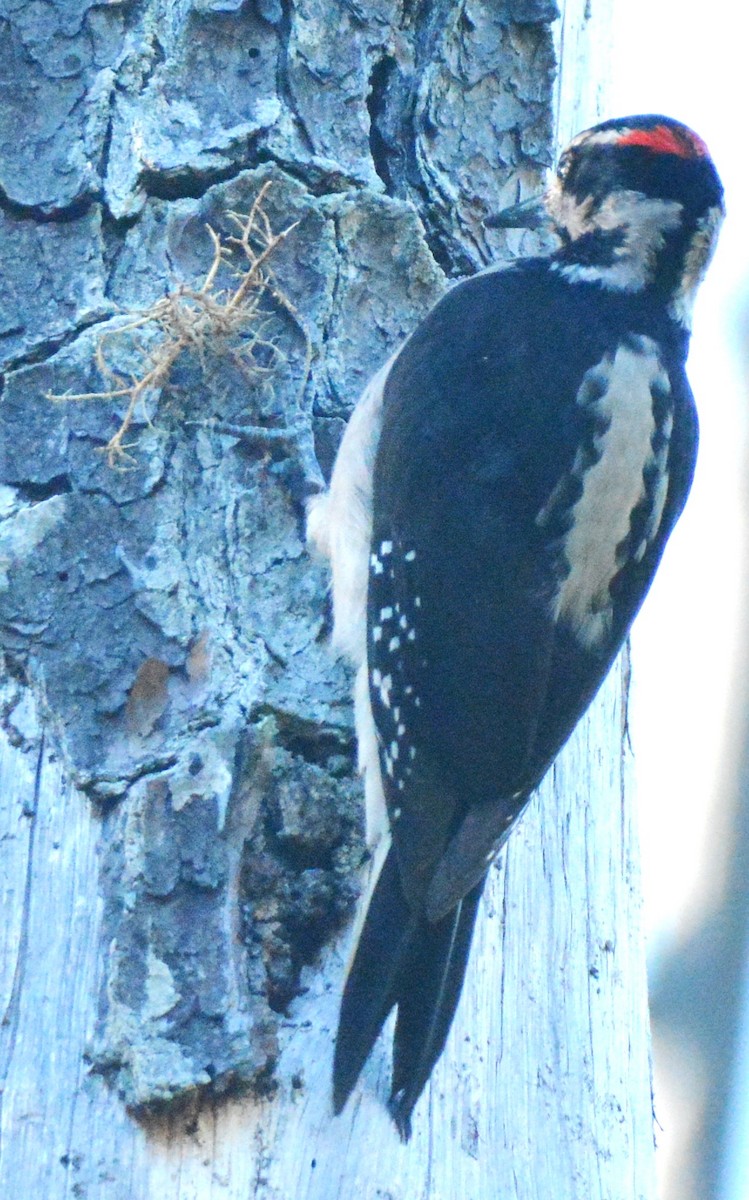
[334,261,697,1131]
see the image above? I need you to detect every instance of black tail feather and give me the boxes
[388,876,485,1139]
[333,848,418,1114]
[333,846,485,1138]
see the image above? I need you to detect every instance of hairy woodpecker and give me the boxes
[307,114,724,1140]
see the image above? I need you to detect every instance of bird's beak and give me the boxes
[484,194,548,230]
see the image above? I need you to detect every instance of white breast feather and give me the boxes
[306,356,397,846]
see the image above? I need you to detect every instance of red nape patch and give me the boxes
[618,124,708,159]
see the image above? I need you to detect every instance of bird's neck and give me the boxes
[548,186,724,329]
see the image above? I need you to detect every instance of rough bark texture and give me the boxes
[0,0,654,1196]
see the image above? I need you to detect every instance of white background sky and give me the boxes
[609,4,749,1196]
[610,1,748,948]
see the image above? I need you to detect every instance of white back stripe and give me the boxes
[552,336,670,648]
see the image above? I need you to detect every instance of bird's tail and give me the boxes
[333,846,485,1140]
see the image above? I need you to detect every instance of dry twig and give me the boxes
[48,182,309,466]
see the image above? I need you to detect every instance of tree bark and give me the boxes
[0,0,655,1196]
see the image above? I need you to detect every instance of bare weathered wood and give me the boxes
[0,661,654,1199]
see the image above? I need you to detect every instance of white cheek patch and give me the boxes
[545,176,595,241]
[541,335,673,650]
[550,190,684,294]
[670,203,725,328]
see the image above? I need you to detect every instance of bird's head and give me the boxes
[491,115,725,326]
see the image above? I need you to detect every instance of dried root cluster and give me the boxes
[50,183,303,466]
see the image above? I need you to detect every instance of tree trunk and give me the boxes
[0,0,655,1196]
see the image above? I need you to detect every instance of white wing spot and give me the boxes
[380,606,393,621]
[397,723,405,736]
[390,741,399,760]
[407,629,416,641]
[372,625,382,642]
[414,596,422,608]
[405,549,416,562]
[393,806,402,819]
[380,540,393,556]
[399,614,408,629]
[389,636,400,652]
[371,668,382,687]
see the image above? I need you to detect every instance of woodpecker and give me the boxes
[307,114,724,1140]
